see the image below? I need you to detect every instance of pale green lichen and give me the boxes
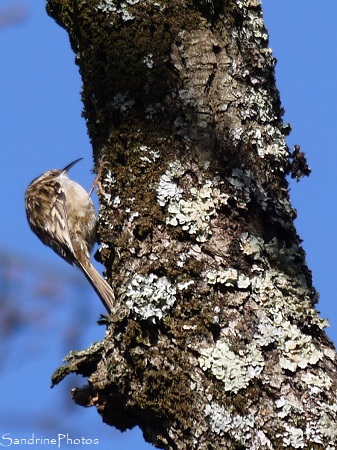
[235,0,269,49]
[143,53,154,69]
[254,318,283,347]
[251,268,328,330]
[98,170,117,228]
[156,160,184,207]
[96,0,141,21]
[228,127,244,143]
[250,126,288,161]
[213,305,221,324]
[241,88,276,123]
[282,424,305,449]
[205,243,325,377]
[274,396,337,447]
[206,268,238,286]
[237,273,251,289]
[199,339,264,393]
[205,402,273,447]
[301,372,332,393]
[254,314,323,372]
[96,0,116,13]
[125,273,176,322]
[206,268,251,289]
[278,322,323,371]
[176,252,187,268]
[246,8,268,40]
[139,145,160,164]
[275,396,298,420]
[166,180,228,242]
[229,80,288,163]
[177,279,194,291]
[239,232,265,260]
[157,164,229,242]
[99,169,116,205]
[205,402,255,439]
[318,406,337,442]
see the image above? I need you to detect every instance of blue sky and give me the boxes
[0,1,336,448]
[263,1,337,342]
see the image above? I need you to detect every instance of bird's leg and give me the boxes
[89,157,111,197]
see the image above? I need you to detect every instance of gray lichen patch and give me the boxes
[157,160,229,242]
[205,402,258,445]
[199,339,264,393]
[125,273,177,323]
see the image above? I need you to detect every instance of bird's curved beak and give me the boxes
[61,158,83,174]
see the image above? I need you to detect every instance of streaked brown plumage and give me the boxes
[25,158,114,313]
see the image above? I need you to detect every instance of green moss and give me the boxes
[48,0,210,148]
[137,365,195,424]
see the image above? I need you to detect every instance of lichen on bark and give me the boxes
[47,0,337,448]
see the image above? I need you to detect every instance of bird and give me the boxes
[25,158,114,313]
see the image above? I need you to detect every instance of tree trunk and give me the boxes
[47,0,337,448]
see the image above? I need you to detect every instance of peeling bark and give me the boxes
[47,0,337,448]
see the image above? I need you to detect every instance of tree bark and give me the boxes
[47,0,337,448]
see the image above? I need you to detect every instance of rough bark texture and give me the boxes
[47,0,337,448]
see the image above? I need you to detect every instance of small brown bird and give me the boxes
[25,158,114,313]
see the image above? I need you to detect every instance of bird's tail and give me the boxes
[79,261,115,313]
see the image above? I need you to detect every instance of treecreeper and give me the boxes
[25,158,114,313]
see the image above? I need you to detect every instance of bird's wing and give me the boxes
[48,182,76,263]
[30,180,76,265]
